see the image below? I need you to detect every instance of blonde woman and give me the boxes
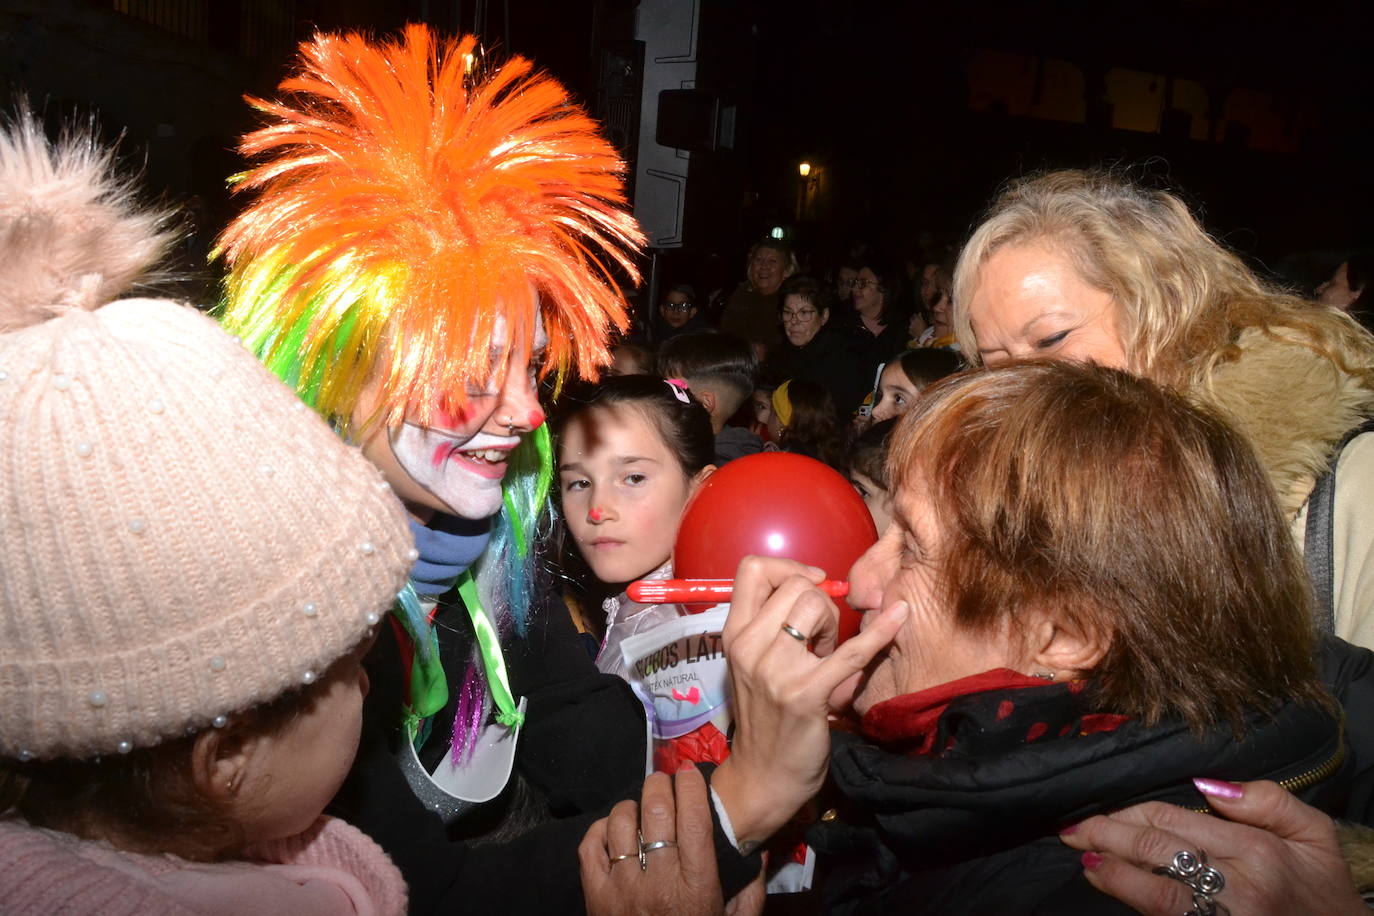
[953,169,1374,648]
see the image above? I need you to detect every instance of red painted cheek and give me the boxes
[433,403,481,430]
[431,442,452,468]
[526,409,545,430]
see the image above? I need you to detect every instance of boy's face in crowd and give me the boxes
[660,291,697,329]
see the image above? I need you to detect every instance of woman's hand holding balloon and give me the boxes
[709,556,908,852]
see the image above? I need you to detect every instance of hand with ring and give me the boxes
[579,764,763,916]
[709,556,908,855]
[1059,778,1367,915]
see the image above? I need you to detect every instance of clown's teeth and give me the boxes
[460,448,508,463]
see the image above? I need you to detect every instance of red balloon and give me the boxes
[674,452,877,642]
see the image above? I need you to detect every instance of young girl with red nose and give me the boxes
[556,376,717,682]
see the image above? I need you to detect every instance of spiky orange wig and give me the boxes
[216,25,643,427]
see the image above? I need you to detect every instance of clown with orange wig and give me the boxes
[218,26,661,910]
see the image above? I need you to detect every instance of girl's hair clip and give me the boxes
[665,378,691,404]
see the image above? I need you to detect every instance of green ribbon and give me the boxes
[456,571,525,730]
[392,584,448,744]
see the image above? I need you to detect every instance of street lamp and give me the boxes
[798,161,812,177]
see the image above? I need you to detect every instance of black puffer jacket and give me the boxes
[808,643,1374,916]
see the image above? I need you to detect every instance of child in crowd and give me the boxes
[555,376,717,681]
[871,348,963,421]
[750,384,778,444]
[607,341,655,376]
[771,378,846,469]
[658,331,763,464]
[846,419,898,533]
[0,113,413,914]
[650,283,708,344]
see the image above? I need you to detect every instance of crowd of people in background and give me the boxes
[616,235,978,476]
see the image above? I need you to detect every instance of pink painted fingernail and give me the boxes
[1058,822,1079,836]
[677,761,697,773]
[1193,777,1244,799]
[1081,851,1104,871]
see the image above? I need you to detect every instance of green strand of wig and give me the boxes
[477,423,553,637]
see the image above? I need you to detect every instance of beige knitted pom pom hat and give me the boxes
[0,112,415,761]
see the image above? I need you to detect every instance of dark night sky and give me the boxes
[6,0,1371,288]
[738,0,1374,275]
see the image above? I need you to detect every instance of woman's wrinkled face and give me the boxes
[781,293,828,347]
[966,241,1129,370]
[871,361,921,423]
[845,476,1025,716]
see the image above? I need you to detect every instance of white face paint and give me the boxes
[389,425,523,520]
[352,307,548,523]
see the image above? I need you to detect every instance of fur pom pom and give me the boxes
[0,107,176,333]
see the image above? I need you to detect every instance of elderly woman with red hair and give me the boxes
[584,361,1364,914]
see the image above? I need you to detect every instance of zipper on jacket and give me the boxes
[1279,741,1345,794]
[1186,742,1345,813]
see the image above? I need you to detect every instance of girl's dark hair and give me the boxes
[780,379,845,470]
[894,348,963,389]
[554,374,716,477]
